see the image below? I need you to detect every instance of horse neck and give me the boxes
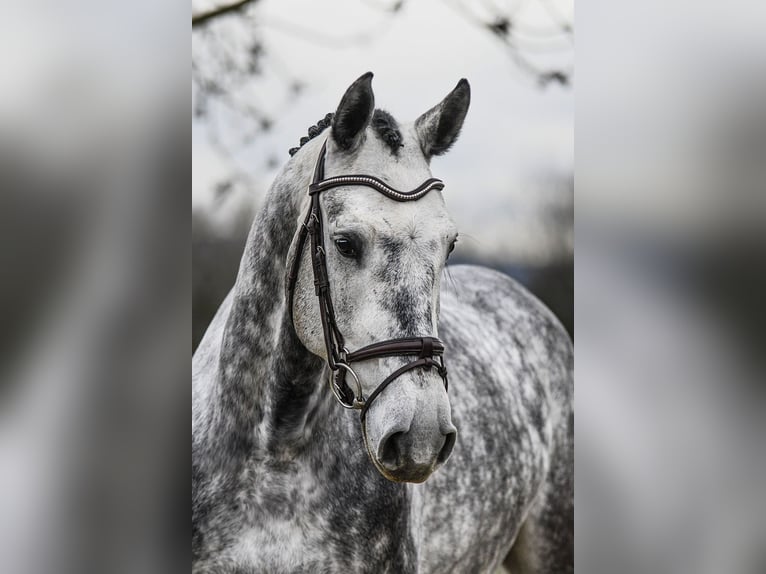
[211,143,336,464]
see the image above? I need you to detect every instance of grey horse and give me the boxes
[192,73,573,573]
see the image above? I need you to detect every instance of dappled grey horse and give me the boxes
[192,73,573,573]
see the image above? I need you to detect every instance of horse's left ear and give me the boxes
[415,79,471,160]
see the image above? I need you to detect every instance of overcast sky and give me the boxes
[193,0,573,263]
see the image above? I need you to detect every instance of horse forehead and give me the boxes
[331,190,453,240]
[327,125,431,189]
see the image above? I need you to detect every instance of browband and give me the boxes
[309,175,444,202]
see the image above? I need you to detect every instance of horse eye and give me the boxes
[447,238,458,258]
[334,237,357,258]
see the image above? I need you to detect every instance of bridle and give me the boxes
[286,140,449,424]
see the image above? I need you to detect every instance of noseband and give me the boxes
[286,140,449,423]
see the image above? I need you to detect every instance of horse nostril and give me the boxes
[437,429,457,464]
[379,431,405,468]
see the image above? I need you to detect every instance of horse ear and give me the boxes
[331,72,375,151]
[415,79,470,159]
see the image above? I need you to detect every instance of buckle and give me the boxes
[329,362,365,410]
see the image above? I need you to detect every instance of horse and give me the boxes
[192,72,573,573]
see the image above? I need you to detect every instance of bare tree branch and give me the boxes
[192,0,260,29]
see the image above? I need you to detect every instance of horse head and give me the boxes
[288,72,470,483]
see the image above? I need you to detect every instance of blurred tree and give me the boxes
[192,0,572,158]
[192,0,261,28]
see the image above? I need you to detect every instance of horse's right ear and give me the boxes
[331,72,375,151]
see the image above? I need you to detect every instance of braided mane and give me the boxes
[288,113,333,157]
[288,109,403,157]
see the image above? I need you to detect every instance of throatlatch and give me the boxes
[286,140,449,422]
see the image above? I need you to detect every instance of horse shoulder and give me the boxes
[441,263,572,407]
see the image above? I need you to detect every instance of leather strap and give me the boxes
[360,357,447,423]
[346,336,444,362]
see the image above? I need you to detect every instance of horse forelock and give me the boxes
[370,109,403,155]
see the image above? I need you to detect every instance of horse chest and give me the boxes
[224,473,331,570]
[226,462,416,573]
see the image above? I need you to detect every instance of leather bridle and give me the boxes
[286,140,449,424]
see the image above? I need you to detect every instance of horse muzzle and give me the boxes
[376,424,457,483]
[363,378,457,483]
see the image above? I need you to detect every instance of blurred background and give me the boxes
[191,0,574,350]
[0,1,764,573]
[576,2,766,572]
